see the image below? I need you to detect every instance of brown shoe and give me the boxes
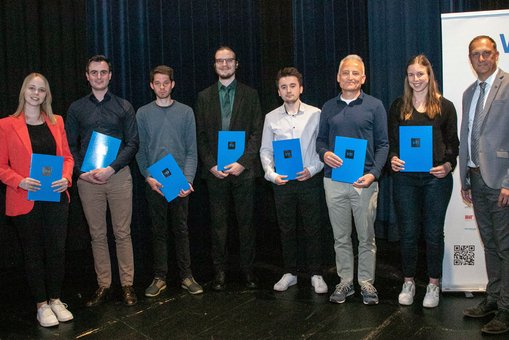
[482,310,509,334]
[85,286,110,307]
[463,298,498,318]
[122,285,137,306]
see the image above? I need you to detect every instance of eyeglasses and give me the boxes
[215,58,236,65]
[469,51,494,59]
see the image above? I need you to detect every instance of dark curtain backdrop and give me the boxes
[0,0,87,117]
[293,0,370,108]
[86,0,262,112]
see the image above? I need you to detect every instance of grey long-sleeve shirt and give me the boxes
[136,100,197,183]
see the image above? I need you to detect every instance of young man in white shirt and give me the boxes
[260,67,327,294]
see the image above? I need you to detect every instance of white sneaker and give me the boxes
[311,275,328,294]
[423,283,440,308]
[273,273,297,291]
[398,281,415,305]
[50,299,74,322]
[37,303,59,327]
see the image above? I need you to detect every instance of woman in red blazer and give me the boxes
[0,73,74,327]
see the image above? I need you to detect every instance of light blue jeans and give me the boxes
[324,178,378,285]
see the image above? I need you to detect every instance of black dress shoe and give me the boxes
[85,286,111,307]
[122,285,138,306]
[212,271,226,291]
[244,270,258,289]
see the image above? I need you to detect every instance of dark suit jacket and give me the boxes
[0,113,74,216]
[459,69,509,190]
[195,81,263,179]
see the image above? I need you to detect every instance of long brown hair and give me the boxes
[11,73,56,124]
[400,55,441,120]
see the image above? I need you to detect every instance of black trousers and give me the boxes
[145,185,192,280]
[206,174,256,272]
[272,174,323,275]
[13,194,69,303]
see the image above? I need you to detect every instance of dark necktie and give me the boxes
[470,81,487,166]
[221,86,232,130]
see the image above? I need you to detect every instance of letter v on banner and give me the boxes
[500,33,509,53]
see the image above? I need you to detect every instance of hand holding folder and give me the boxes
[217,131,245,172]
[331,136,368,184]
[273,138,304,181]
[28,153,64,202]
[147,153,190,203]
[81,131,121,172]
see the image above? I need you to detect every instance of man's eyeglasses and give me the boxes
[215,58,236,65]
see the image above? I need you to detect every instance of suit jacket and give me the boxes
[0,113,74,216]
[195,81,263,179]
[459,69,509,190]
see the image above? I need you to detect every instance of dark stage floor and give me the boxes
[0,240,503,339]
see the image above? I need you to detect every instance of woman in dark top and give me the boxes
[389,55,459,308]
[0,73,74,327]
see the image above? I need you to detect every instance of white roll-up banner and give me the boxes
[441,9,509,291]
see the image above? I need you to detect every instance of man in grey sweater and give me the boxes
[136,65,203,296]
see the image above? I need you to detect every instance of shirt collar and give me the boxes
[336,90,364,105]
[478,68,498,89]
[218,79,237,91]
[88,91,111,104]
[279,101,305,116]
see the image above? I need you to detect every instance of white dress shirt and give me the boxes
[260,101,323,183]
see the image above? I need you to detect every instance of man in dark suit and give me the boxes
[195,46,263,290]
[460,35,509,335]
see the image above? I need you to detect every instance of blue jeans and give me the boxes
[393,172,453,279]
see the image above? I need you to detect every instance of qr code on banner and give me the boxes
[454,245,475,265]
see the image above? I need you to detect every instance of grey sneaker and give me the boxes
[329,282,354,304]
[181,277,203,295]
[398,281,415,306]
[145,278,167,297]
[361,282,379,305]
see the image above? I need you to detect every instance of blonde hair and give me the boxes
[401,55,441,120]
[12,73,56,124]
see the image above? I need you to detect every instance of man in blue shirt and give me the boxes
[316,54,388,305]
[66,55,139,307]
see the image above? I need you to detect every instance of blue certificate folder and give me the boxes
[28,153,64,202]
[331,136,367,184]
[273,138,304,180]
[81,131,121,172]
[399,126,432,172]
[147,154,189,202]
[217,131,245,171]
